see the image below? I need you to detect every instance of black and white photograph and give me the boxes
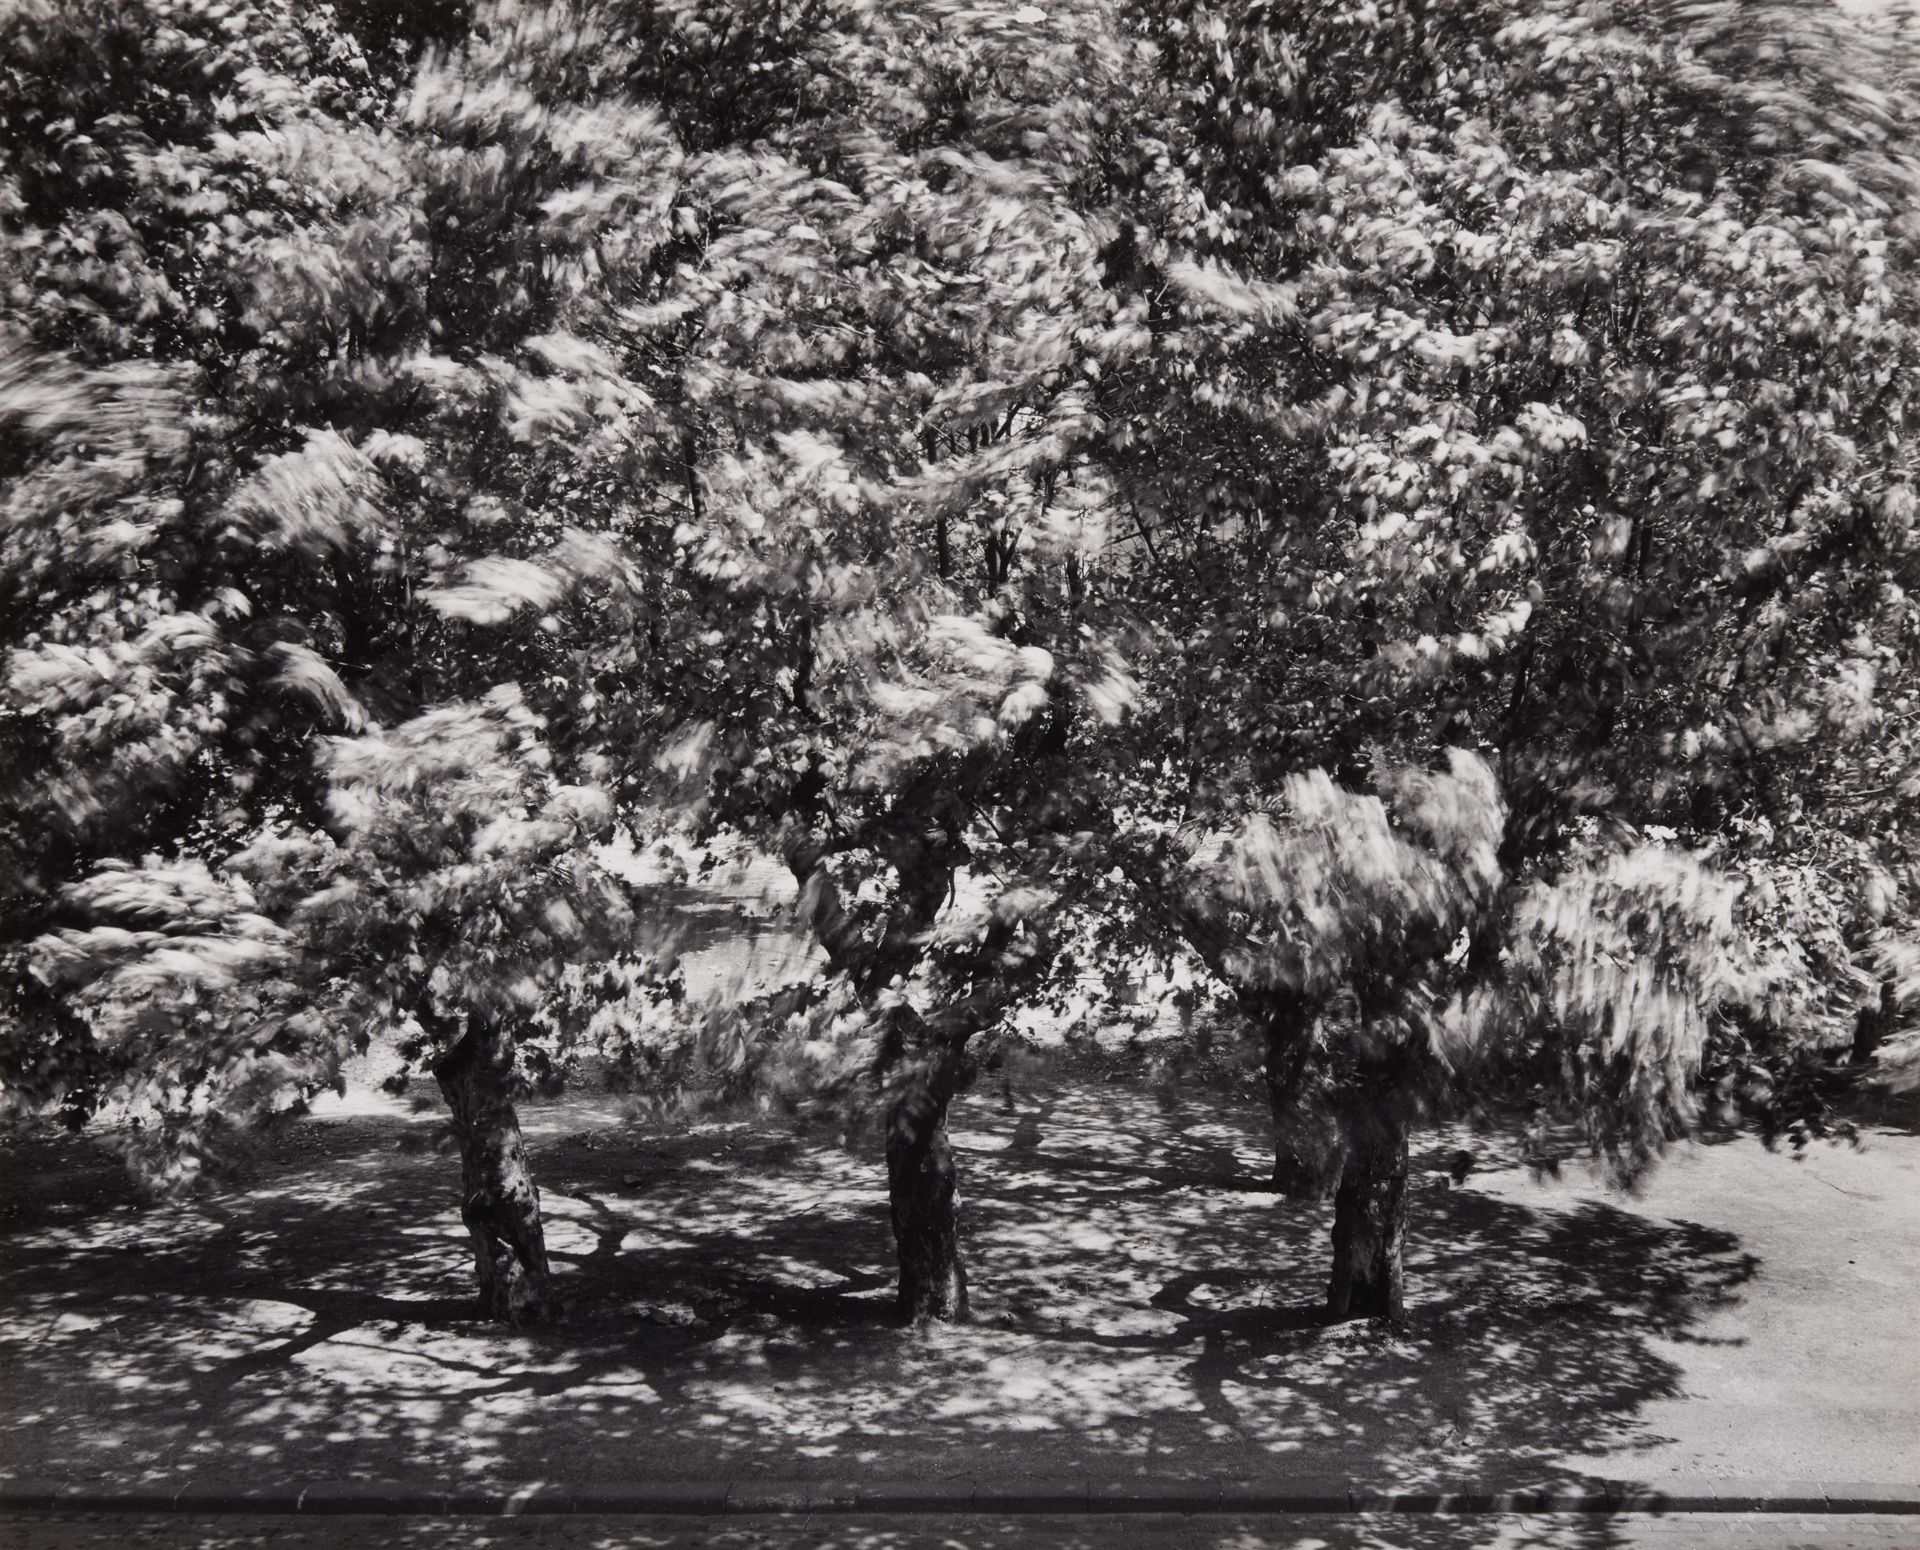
[1,1,1916,1546]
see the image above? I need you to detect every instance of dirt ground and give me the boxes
[0,1064,1915,1495]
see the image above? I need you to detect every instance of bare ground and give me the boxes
[0,1066,1914,1496]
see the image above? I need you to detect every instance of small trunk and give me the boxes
[1325,1112,1408,1322]
[887,1073,967,1323]
[1263,1006,1337,1198]
[1852,978,1897,1066]
[433,1017,550,1325]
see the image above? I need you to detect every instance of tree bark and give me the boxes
[433,1014,551,1325]
[787,775,1011,1325]
[886,1046,967,1323]
[1852,977,1897,1065]
[788,824,972,1323]
[1325,1109,1408,1322]
[1262,1003,1338,1197]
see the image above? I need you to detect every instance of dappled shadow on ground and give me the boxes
[0,1076,1754,1550]
[2,1516,1860,1550]
[1831,1080,1920,1140]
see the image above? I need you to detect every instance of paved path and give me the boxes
[1467,1117,1920,1485]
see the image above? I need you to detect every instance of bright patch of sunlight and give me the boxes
[187,1299,316,1363]
[539,1218,603,1256]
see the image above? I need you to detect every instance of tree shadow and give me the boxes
[0,1078,1776,1550]
[1830,1080,1920,1140]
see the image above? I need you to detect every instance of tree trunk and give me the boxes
[433,1015,550,1325]
[1325,1110,1408,1322]
[791,817,975,1323]
[886,1042,967,1323]
[1261,1002,1338,1197]
[1852,977,1897,1065]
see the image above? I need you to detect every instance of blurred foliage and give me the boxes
[2,0,1916,1209]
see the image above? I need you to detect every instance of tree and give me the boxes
[2,0,703,1317]
[593,0,1150,1322]
[2,0,419,1176]
[1067,0,1920,1315]
[2,0,1148,1325]
[1105,752,1507,1319]
[7,0,1915,1337]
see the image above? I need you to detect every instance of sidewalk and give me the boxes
[3,1477,1918,1515]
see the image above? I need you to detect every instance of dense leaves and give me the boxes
[1074,0,1920,1165]
[3,0,1917,1320]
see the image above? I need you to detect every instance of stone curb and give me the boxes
[1,1479,1916,1516]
